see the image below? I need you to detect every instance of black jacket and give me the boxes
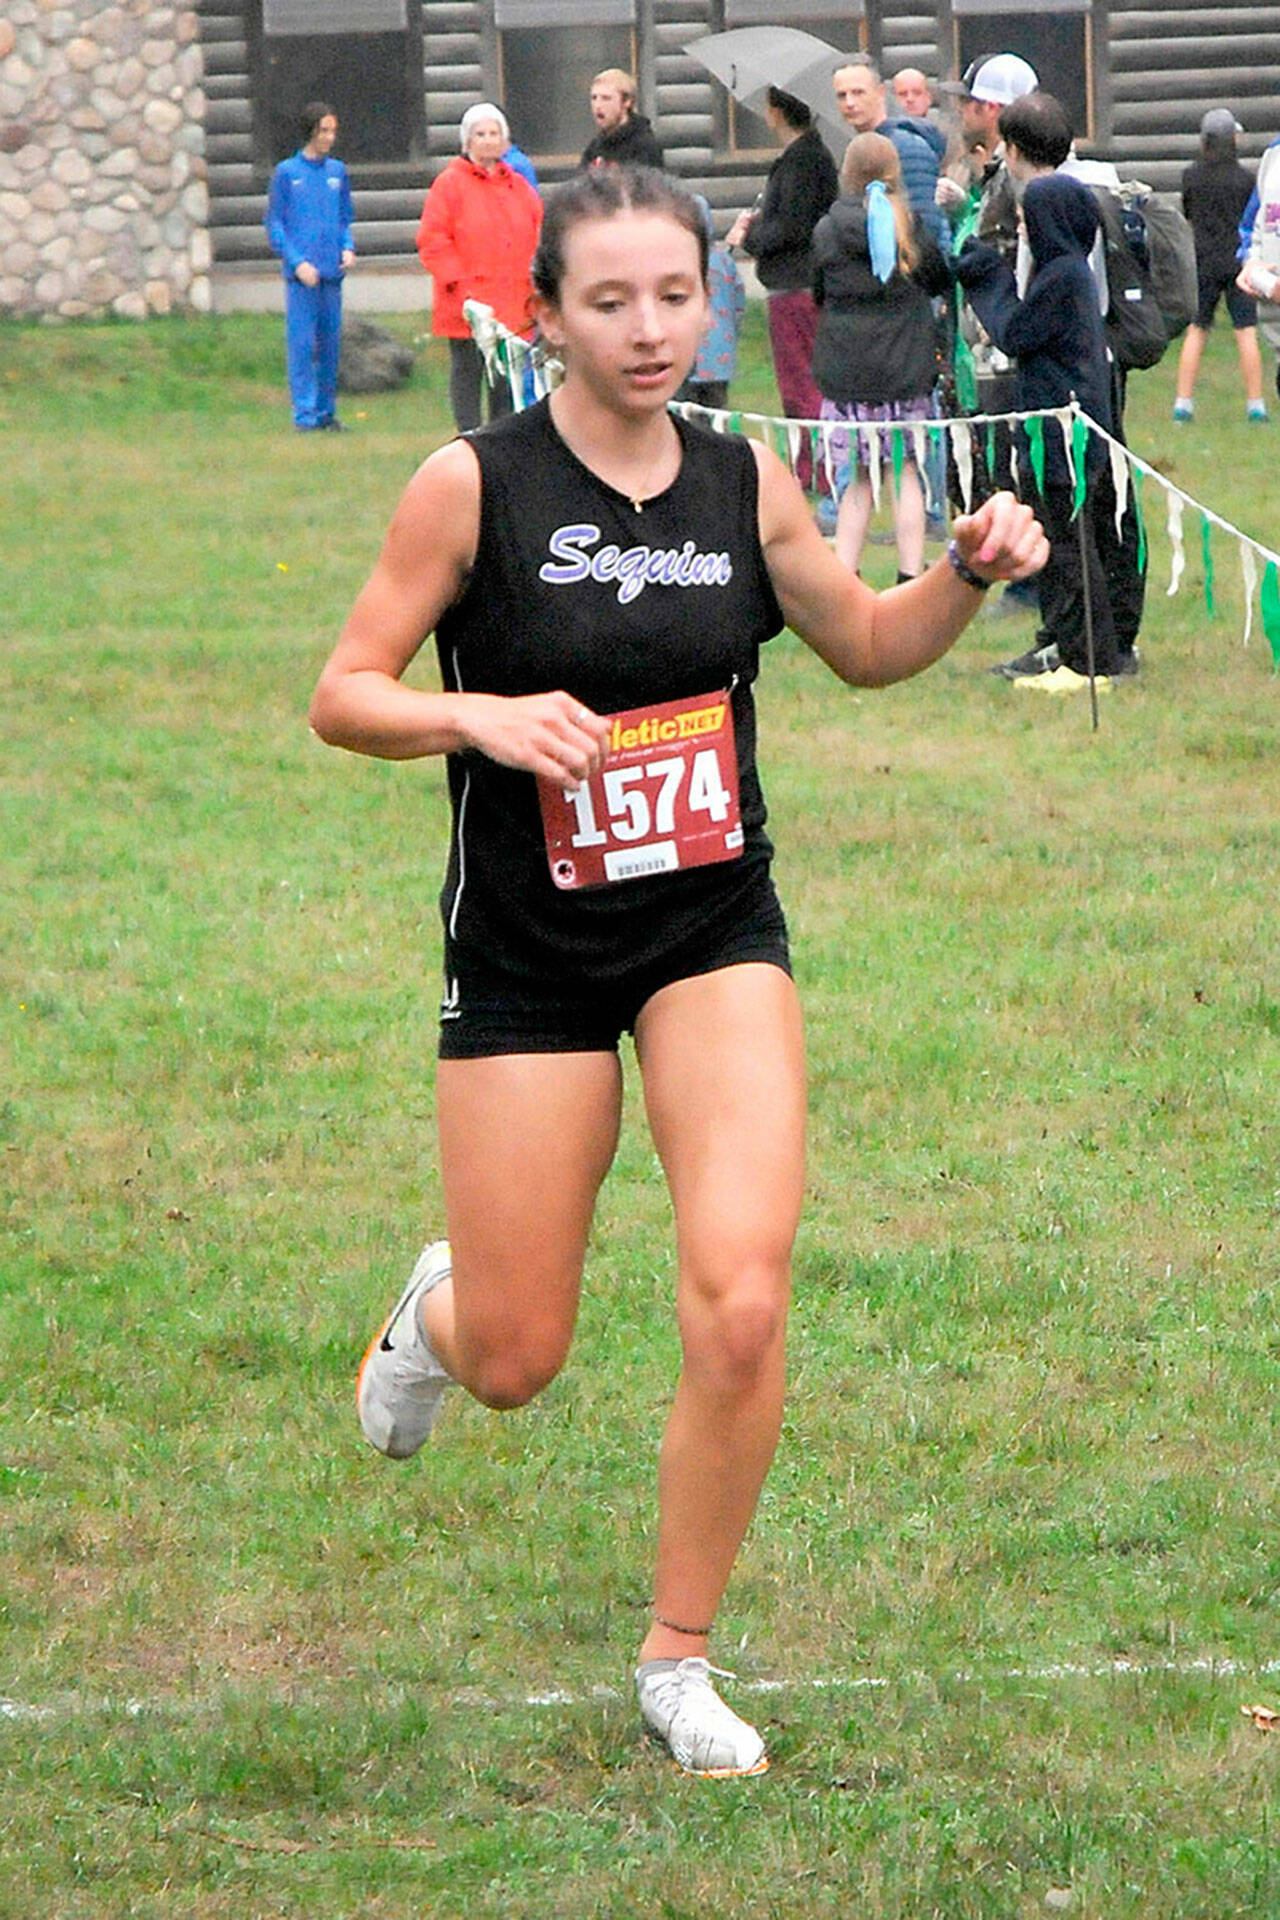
[955,173,1113,482]
[742,127,839,292]
[1182,152,1256,280]
[579,112,663,172]
[810,199,950,403]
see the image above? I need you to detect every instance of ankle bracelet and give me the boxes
[653,1610,714,1637]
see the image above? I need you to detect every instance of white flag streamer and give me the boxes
[1241,542,1258,646]
[823,423,838,499]
[711,409,729,434]
[786,422,802,471]
[1059,411,1076,497]
[949,420,973,513]
[1166,492,1186,596]
[1109,435,1129,537]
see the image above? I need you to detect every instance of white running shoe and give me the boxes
[635,1657,768,1777]
[356,1241,453,1459]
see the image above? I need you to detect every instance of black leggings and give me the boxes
[447,337,515,435]
[1025,479,1121,678]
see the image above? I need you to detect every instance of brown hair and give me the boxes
[532,165,709,305]
[839,131,917,276]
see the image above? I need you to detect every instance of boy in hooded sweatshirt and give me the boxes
[954,172,1119,691]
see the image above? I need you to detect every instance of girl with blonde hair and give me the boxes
[811,131,950,577]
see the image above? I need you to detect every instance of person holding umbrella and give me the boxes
[725,87,838,506]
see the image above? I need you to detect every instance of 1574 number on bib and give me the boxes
[537,688,744,891]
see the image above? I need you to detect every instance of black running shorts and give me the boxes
[438,864,791,1058]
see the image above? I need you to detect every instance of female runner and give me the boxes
[309,166,1046,1778]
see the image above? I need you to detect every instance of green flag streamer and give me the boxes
[1132,468,1147,576]
[891,426,905,492]
[1026,413,1046,497]
[1261,561,1280,670]
[1201,512,1215,617]
[1070,413,1090,518]
[729,411,742,436]
[985,420,996,479]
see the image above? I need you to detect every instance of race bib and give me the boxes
[537,689,743,891]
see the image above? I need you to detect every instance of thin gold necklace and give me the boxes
[626,425,677,513]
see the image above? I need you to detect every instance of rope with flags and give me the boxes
[464,302,1280,670]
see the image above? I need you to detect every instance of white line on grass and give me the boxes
[5,1654,1280,1728]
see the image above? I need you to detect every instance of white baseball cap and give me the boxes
[942,53,1039,107]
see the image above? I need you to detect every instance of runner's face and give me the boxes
[539,212,708,416]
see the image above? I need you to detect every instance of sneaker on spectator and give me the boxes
[1247,401,1269,424]
[1012,664,1111,694]
[1172,398,1194,422]
[992,641,1058,680]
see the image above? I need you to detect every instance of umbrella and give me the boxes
[682,26,856,161]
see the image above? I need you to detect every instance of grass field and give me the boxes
[3,304,1280,1919]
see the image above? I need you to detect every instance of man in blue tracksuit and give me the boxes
[265,102,355,431]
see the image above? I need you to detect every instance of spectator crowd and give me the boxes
[265,54,1272,693]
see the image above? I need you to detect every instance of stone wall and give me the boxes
[0,3,209,319]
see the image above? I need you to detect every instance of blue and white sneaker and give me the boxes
[356,1241,453,1459]
[1172,398,1194,423]
[636,1657,768,1777]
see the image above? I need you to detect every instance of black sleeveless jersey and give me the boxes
[434,399,785,983]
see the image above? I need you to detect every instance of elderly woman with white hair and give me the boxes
[416,103,543,431]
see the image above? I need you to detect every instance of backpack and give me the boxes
[1128,188,1198,339]
[1093,189,1170,371]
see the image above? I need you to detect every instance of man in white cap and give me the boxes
[939,53,1040,612]
[938,54,1039,250]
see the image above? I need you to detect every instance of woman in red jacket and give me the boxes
[417,103,543,432]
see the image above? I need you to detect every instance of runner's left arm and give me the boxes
[751,441,1047,689]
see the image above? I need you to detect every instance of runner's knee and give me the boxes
[679,1259,790,1388]
[459,1328,570,1410]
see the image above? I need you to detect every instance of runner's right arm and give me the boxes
[308,440,610,782]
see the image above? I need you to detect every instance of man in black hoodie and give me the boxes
[579,68,664,171]
[956,172,1120,690]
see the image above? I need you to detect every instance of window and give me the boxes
[496,2,635,163]
[253,0,425,166]
[951,0,1096,145]
[718,5,866,156]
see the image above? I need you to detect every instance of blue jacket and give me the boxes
[955,173,1112,482]
[266,150,354,281]
[503,143,540,194]
[1238,136,1280,257]
[878,117,949,246]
